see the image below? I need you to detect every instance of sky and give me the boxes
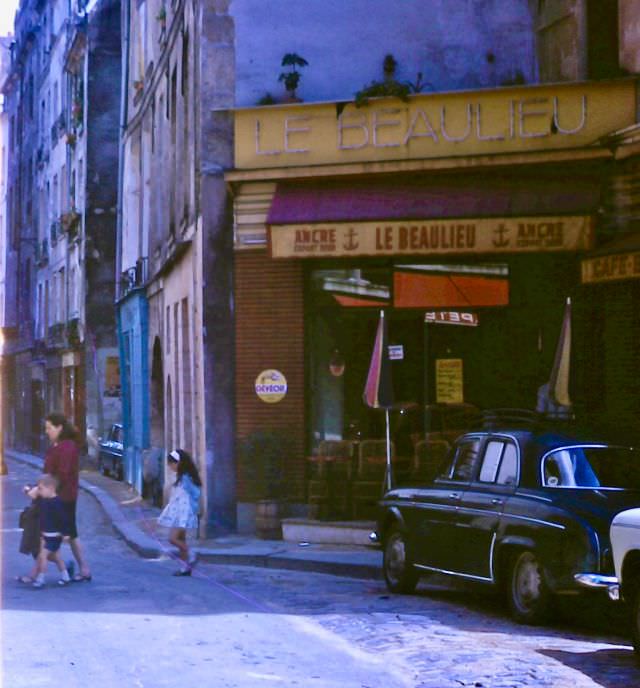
[0,0,18,37]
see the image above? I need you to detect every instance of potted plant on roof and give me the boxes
[278,53,308,102]
[238,429,290,539]
[354,53,429,108]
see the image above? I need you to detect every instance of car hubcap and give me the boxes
[386,535,406,583]
[515,554,542,610]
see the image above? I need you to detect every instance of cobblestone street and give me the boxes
[5,458,640,687]
[194,562,640,688]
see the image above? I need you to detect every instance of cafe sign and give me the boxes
[425,311,479,327]
[436,359,464,404]
[581,251,640,284]
[269,216,593,258]
[235,80,636,169]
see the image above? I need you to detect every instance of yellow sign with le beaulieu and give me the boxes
[235,80,636,169]
[269,216,593,259]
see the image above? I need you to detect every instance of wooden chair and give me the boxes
[410,439,451,484]
[307,440,355,520]
[351,439,399,520]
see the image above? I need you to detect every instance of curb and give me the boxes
[5,450,382,580]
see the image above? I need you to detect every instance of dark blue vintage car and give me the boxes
[374,415,640,624]
[98,423,124,480]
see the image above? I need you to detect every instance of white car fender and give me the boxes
[610,508,640,585]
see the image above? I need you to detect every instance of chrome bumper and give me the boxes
[574,572,620,600]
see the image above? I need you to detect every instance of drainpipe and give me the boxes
[115,0,130,469]
[115,0,129,303]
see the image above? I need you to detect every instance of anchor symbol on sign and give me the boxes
[492,223,510,248]
[343,228,360,251]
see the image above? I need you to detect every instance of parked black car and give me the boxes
[374,411,640,624]
[98,423,124,480]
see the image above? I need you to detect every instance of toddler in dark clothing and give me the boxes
[25,474,72,588]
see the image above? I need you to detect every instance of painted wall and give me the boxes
[117,291,149,492]
[232,0,537,106]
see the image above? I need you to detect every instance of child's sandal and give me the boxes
[15,575,34,584]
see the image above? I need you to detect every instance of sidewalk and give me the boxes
[5,449,382,580]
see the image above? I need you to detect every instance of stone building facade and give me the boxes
[117,0,538,533]
[1,0,121,456]
[0,35,13,342]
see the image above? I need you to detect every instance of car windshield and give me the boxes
[543,446,640,489]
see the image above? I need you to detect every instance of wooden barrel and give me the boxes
[255,499,282,540]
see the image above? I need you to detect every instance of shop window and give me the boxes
[312,268,391,309]
[311,264,508,309]
[308,262,509,454]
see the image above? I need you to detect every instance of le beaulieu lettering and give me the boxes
[255,95,587,156]
[377,225,476,250]
[290,221,572,253]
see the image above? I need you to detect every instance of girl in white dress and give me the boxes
[158,449,202,575]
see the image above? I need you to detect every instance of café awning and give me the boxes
[266,167,601,259]
[267,169,601,225]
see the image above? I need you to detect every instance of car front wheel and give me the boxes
[630,586,640,661]
[98,455,109,477]
[383,526,419,594]
[507,549,551,625]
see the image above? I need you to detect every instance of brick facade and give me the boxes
[234,250,306,502]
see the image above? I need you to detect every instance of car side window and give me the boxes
[496,442,518,486]
[450,439,481,482]
[479,441,504,482]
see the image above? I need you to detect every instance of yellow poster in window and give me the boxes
[436,359,464,404]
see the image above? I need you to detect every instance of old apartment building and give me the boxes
[2,0,121,457]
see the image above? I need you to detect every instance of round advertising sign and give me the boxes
[255,369,288,404]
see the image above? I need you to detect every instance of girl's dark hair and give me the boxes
[45,412,78,442]
[169,449,202,487]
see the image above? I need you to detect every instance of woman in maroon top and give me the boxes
[44,412,92,581]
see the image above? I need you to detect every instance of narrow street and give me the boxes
[3,461,640,688]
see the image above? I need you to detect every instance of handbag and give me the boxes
[19,505,35,529]
[19,502,41,557]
